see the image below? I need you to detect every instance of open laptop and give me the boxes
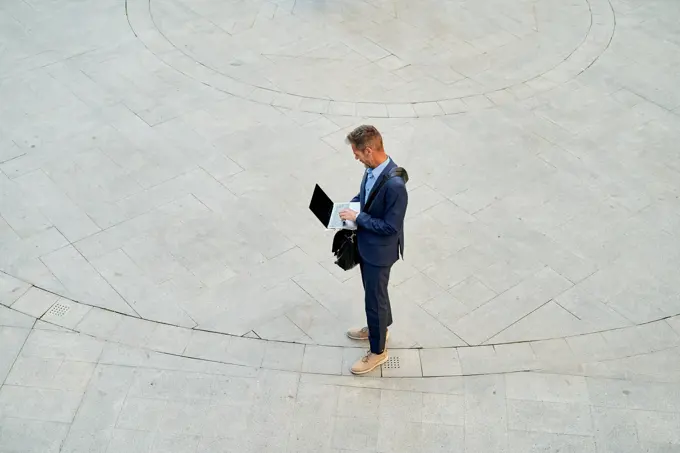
[309,184,360,230]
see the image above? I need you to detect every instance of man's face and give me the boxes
[351,144,371,168]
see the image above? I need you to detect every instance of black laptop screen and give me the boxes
[309,184,334,227]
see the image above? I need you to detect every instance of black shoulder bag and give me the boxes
[331,167,409,271]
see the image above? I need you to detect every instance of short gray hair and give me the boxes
[346,125,383,151]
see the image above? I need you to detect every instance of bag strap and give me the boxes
[364,166,409,212]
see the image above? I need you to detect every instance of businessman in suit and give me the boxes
[339,125,408,375]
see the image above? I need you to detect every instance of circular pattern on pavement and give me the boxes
[127,0,615,116]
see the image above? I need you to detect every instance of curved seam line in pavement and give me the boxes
[123,0,615,111]
[5,298,680,378]
[125,0,137,38]
[580,0,617,75]
[4,273,679,350]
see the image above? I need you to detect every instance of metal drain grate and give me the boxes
[47,302,71,317]
[384,357,400,369]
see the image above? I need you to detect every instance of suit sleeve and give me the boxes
[355,180,407,236]
[351,194,360,203]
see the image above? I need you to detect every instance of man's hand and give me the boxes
[339,209,358,222]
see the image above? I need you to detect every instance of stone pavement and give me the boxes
[2,300,680,452]
[1,0,680,450]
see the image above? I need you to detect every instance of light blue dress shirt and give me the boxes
[364,157,391,200]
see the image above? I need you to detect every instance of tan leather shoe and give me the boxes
[351,350,388,375]
[346,327,389,341]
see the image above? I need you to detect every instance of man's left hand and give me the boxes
[339,209,358,222]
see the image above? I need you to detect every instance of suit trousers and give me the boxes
[360,262,393,354]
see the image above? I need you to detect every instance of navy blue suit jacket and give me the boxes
[351,159,408,267]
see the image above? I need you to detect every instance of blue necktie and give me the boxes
[364,169,376,199]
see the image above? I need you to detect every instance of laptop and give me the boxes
[309,184,360,230]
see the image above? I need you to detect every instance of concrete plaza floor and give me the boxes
[1,0,680,450]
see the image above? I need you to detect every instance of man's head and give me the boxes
[346,125,386,169]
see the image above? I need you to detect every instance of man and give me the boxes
[339,125,408,375]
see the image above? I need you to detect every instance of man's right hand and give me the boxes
[339,209,358,222]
